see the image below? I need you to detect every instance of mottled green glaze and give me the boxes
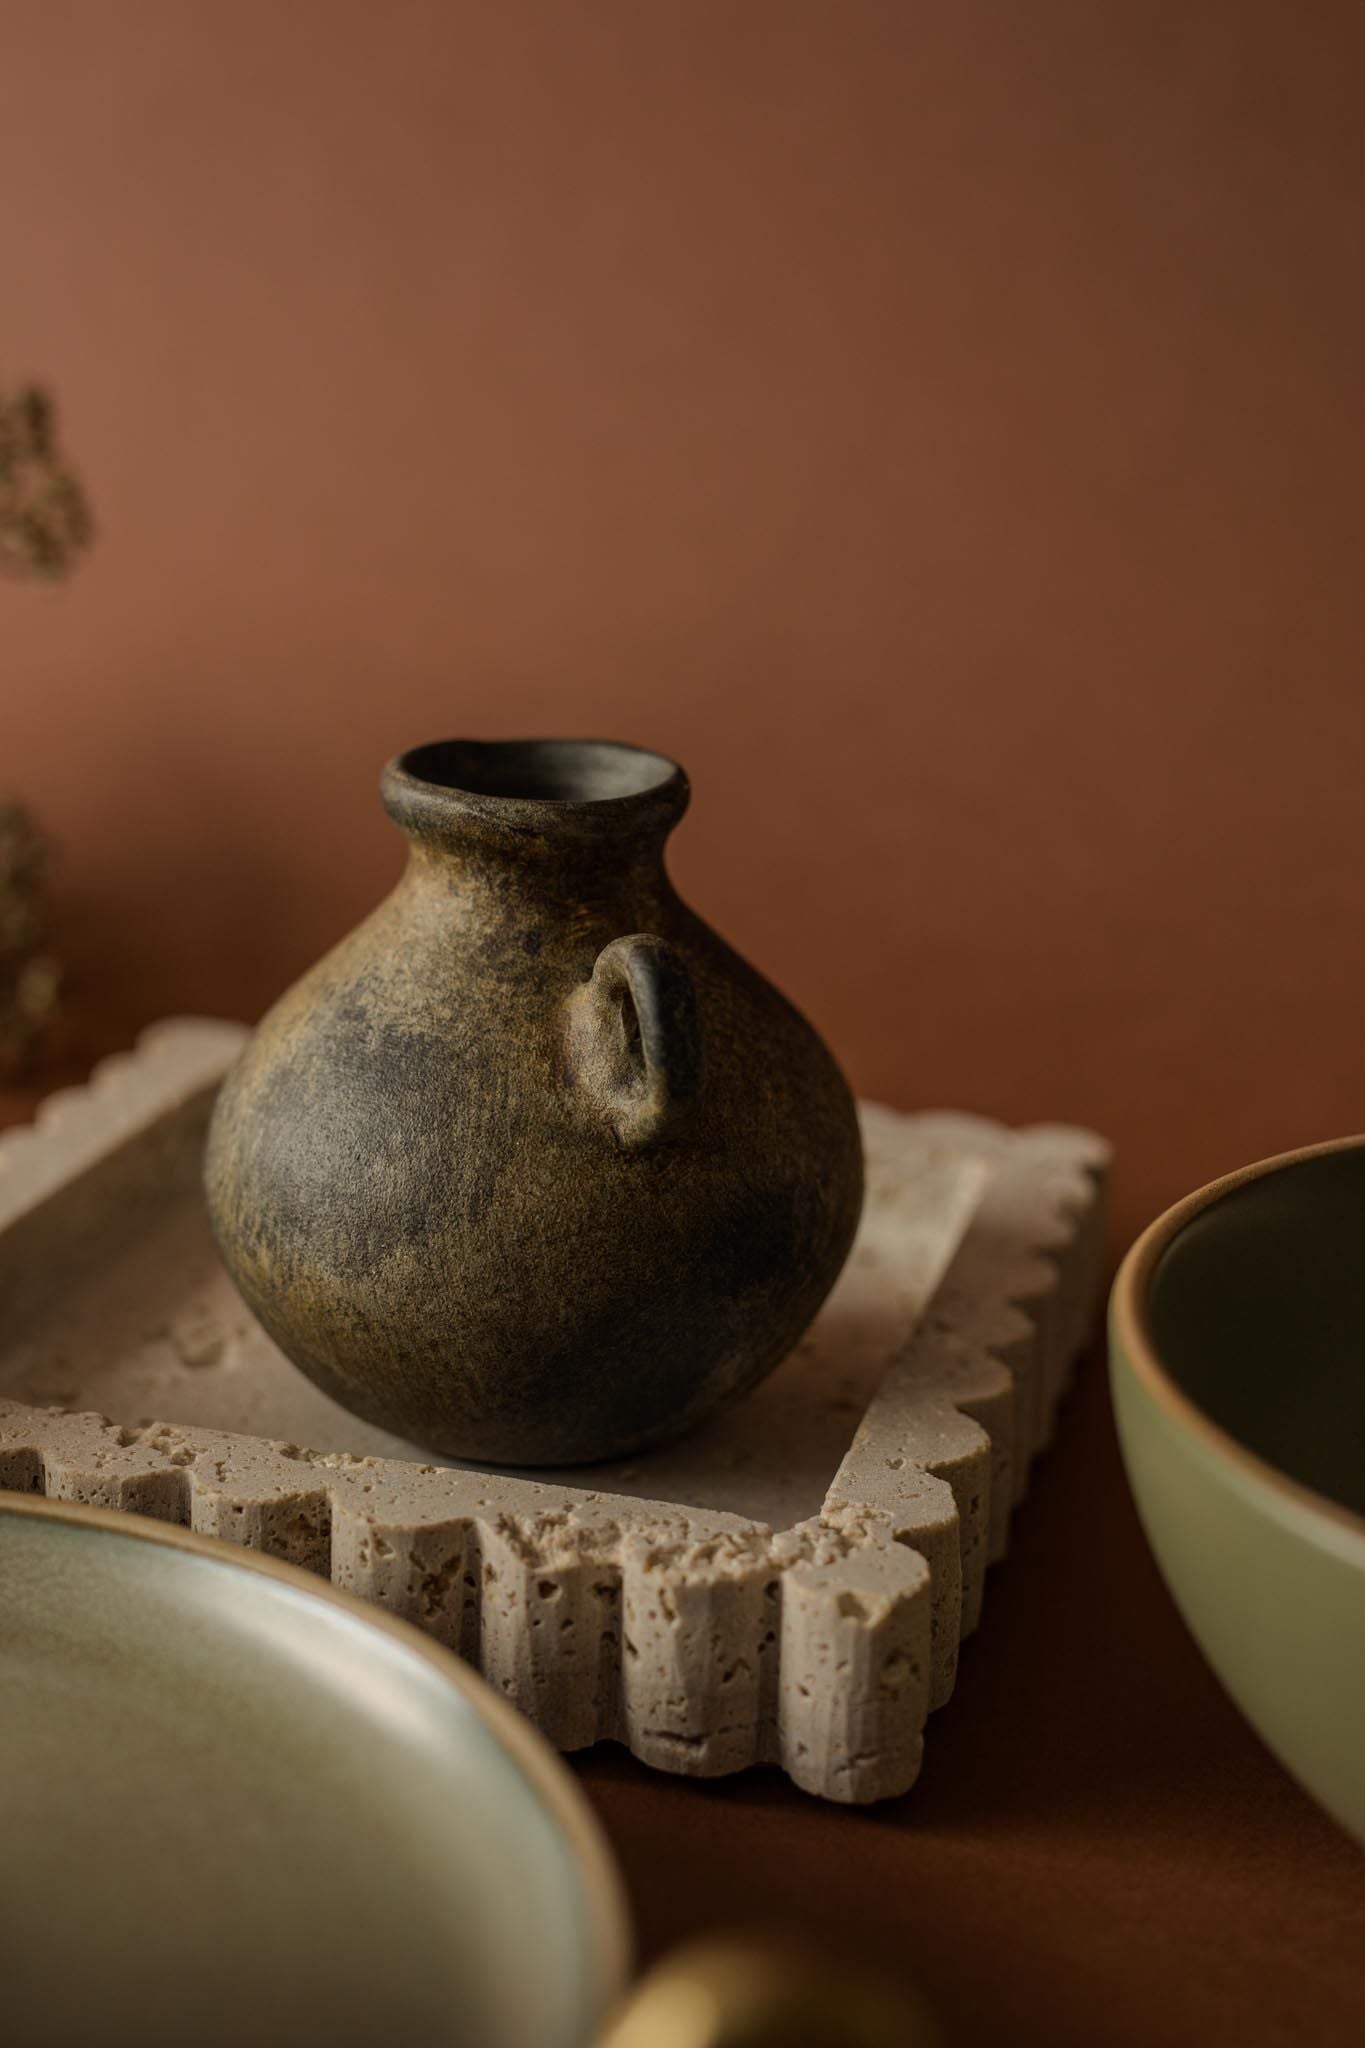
[205,739,863,1465]
[0,1496,627,2048]
[1110,1138,1365,1848]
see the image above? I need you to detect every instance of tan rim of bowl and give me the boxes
[0,1491,632,2011]
[1111,1133,1365,1559]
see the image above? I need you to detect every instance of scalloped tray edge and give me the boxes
[0,1020,1110,1804]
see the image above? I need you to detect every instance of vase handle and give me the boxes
[566,934,701,1149]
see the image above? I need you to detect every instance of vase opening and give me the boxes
[397,738,678,806]
[383,738,689,852]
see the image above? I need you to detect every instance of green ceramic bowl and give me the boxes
[0,1494,629,2048]
[1110,1137,1365,1846]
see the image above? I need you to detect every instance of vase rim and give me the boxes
[382,737,689,850]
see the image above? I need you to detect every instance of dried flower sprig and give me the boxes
[0,383,92,579]
[0,797,60,1072]
[2,379,89,1068]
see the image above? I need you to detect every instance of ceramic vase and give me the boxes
[205,739,863,1464]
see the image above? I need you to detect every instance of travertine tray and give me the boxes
[0,1020,1109,1803]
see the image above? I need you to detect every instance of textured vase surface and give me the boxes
[205,739,864,1465]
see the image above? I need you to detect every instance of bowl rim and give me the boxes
[0,1490,632,2023]
[1110,1132,1365,1555]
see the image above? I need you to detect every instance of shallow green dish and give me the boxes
[1110,1137,1365,1847]
[0,1495,629,2048]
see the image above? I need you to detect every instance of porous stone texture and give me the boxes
[0,1020,1108,1802]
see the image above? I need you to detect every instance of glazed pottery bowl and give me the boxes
[1110,1137,1365,1846]
[0,1495,628,2048]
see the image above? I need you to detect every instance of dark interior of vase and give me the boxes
[1148,1146,1365,1517]
[400,738,676,804]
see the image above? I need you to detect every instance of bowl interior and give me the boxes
[0,1501,621,2048]
[1147,1144,1365,1519]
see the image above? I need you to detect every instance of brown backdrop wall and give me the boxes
[8,0,1365,1251]
[5,7,1365,2040]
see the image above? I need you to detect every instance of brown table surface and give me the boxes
[6,966,1363,2048]
[6,3,1365,2040]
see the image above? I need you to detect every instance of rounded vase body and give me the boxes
[205,740,863,1465]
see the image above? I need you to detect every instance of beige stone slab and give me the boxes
[0,1019,1108,1802]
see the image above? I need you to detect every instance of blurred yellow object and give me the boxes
[599,1940,946,2048]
